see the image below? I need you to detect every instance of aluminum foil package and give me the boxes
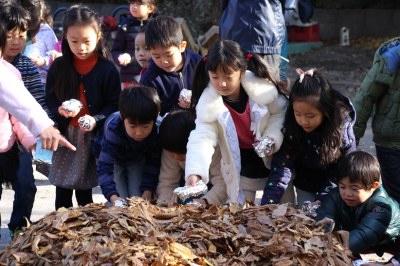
[113,199,127,208]
[78,115,91,129]
[301,201,320,218]
[179,88,192,102]
[62,99,83,112]
[173,180,208,205]
[253,136,275,158]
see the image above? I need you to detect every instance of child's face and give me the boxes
[65,25,100,60]
[124,119,154,142]
[339,177,375,207]
[166,150,186,162]
[134,32,150,69]
[129,1,154,20]
[4,28,27,61]
[149,42,186,73]
[292,99,324,133]
[209,65,244,101]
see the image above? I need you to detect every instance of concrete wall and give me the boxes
[314,9,400,40]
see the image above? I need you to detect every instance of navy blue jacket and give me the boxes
[261,92,356,204]
[140,49,202,115]
[220,0,285,55]
[46,56,121,156]
[111,14,156,83]
[316,186,400,256]
[97,112,162,201]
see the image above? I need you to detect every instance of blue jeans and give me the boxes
[8,146,37,232]
[376,145,400,203]
[114,160,144,198]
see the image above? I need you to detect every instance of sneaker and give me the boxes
[10,229,23,240]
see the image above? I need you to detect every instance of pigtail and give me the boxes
[247,53,289,97]
[189,58,209,117]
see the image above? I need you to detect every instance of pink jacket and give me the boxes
[0,58,53,137]
[0,108,36,152]
[0,60,36,152]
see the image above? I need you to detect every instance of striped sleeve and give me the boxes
[15,54,53,119]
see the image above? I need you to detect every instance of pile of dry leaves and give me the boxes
[0,198,353,265]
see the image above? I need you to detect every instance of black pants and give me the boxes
[55,186,93,210]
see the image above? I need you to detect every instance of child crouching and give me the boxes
[316,151,400,265]
[156,110,227,207]
[97,85,162,205]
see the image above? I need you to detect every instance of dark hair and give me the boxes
[337,151,381,189]
[129,0,157,8]
[119,85,160,124]
[284,70,350,165]
[159,110,195,154]
[18,0,41,39]
[145,15,182,49]
[190,40,287,113]
[38,0,53,27]
[0,3,31,33]
[0,22,5,53]
[49,5,106,102]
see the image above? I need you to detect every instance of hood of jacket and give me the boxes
[196,71,279,123]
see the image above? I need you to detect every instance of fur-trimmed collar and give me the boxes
[196,71,278,122]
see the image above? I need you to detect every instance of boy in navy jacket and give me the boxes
[97,85,162,205]
[140,15,202,115]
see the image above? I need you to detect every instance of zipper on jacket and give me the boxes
[178,72,185,90]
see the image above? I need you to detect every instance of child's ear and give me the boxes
[148,5,155,14]
[371,181,380,190]
[179,41,187,52]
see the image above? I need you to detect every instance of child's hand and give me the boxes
[186,175,201,186]
[48,50,62,63]
[118,53,131,66]
[265,142,275,157]
[178,96,191,109]
[29,54,46,67]
[78,115,96,132]
[58,106,80,118]
[110,195,127,207]
[142,190,152,201]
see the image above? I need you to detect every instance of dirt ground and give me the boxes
[286,38,388,99]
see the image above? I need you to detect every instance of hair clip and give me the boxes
[246,53,253,61]
[202,56,207,62]
[296,68,315,83]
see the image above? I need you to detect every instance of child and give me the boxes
[97,85,162,205]
[156,110,227,207]
[3,3,51,117]
[353,38,400,204]
[315,151,400,265]
[134,27,150,76]
[261,69,356,206]
[140,15,203,115]
[0,17,73,152]
[111,0,156,88]
[184,40,288,204]
[46,5,121,210]
[26,0,59,84]
[1,2,51,239]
